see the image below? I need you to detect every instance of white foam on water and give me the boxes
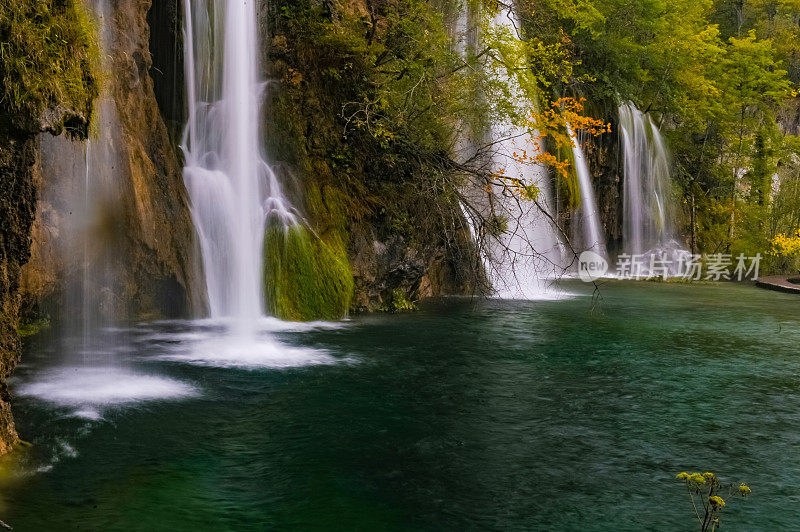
[153,333,341,370]
[133,318,349,370]
[147,317,348,334]
[30,438,82,475]
[16,367,198,419]
[255,316,349,333]
[486,284,576,301]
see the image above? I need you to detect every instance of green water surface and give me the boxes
[3,281,800,530]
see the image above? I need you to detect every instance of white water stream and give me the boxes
[460,5,566,299]
[182,0,297,336]
[619,102,687,273]
[568,126,607,258]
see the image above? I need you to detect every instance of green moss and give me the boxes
[16,317,50,338]
[0,0,100,134]
[389,211,414,239]
[554,137,581,210]
[263,224,354,322]
[381,288,416,313]
[265,0,486,306]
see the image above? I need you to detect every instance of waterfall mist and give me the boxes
[36,1,127,353]
[17,0,196,419]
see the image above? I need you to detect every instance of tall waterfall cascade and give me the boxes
[568,126,607,258]
[619,102,687,273]
[458,5,566,300]
[182,0,297,332]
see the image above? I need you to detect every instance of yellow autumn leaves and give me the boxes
[770,229,800,257]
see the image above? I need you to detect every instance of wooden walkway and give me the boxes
[755,276,800,295]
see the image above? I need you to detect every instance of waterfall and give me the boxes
[33,0,125,350]
[182,0,296,333]
[484,134,565,299]
[44,0,124,352]
[459,5,565,300]
[17,0,196,419]
[619,102,686,272]
[568,126,607,258]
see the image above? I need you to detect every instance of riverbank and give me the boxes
[755,276,800,294]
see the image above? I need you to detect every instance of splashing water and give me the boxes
[182,0,297,335]
[19,1,199,421]
[16,367,198,420]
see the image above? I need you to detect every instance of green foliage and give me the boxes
[517,0,799,270]
[267,0,800,286]
[16,317,50,339]
[382,288,416,313]
[669,24,794,262]
[263,224,354,322]
[520,0,719,111]
[554,138,581,209]
[485,214,509,238]
[266,0,486,307]
[389,211,414,239]
[271,0,465,173]
[0,0,100,134]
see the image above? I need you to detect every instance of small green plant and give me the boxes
[389,211,414,240]
[383,288,415,313]
[676,471,751,531]
[485,215,509,238]
[16,317,50,338]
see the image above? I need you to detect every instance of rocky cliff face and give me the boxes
[21,0,199,324]
[0,0,101,454]
[266,0,481,313]
[585,127,623,255]
[348,215,479,312]
[0,136,41,454]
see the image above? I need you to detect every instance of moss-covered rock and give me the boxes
[265,0,483,311]
[16,317,50,339]
[0,0,100,135]
[263,224,354,322]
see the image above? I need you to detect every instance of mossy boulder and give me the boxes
[263,224,354,321]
